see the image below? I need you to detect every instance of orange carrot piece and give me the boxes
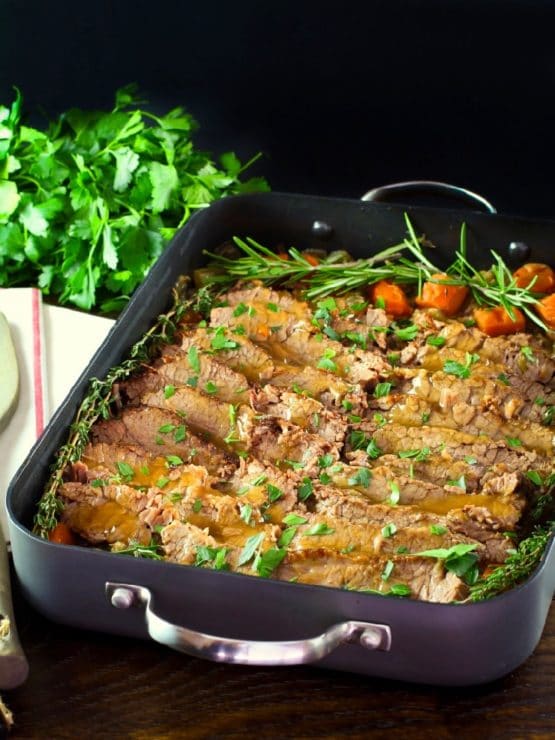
[48,522,77,545]
[514,263,555,294]
[303,254,320,266]
[369,281,412,318]
[536,294,555,329]
[415,273,469,316]
[277,252,290,261]
[473,305,526,337]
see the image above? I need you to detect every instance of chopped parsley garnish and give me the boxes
[526,470,543,486]
[387,481,400,506]
[298,478,313,501]
[381,560,395,581]
[374,382,393,398]
[497,373,510,386]
[266,484,283,502]
[282,513,308,526]
[505,436,522,448]
[389,584,411,597]
[267,302,279,312]
[210,327,240,351]
[239,503,253,525]
[342,399,353,411]
[238,533,265,566]
[427,335,446,347]
[155,476,170,489]
[394,324,418,341]
[318,453,335,468]
[305,522,335,536]
[174,425,187,442]
[366,438,382,459]
[421,411,431,424]
[430,524,447,536]
[443,352,479,379]
[165,454,183,467]
[447,475,467,490]
[164,384,176,398]
[381,523,397,538]
[158,423,176,434]
[186,376,198,388]
[204,381,218,394]
[188,345,201,374]
[464,455,477,465]
[192,498,202,513]
[542,406,555,426]
[520,346,536,364]
[255,547,287,577]
[232,302,248,317]
[413,543,479,583]
[115,461,134,482]
[398,447,431,462]
[319,472,332,484]
[348,467,372,488]
[317,348,338,373]
[278,527,298,548]
[283,459,305,471]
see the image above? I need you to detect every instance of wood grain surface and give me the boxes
[2,582,553,739]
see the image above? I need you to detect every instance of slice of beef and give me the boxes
[311,488,512,563]
[269,365,367,415]
[249,416,338,476]
[153,349,250,404]
[139,386,336,476]
[290,512,484,560]
[59,481,170,543]
[161,521,218,566]
[347,450,522,495]
[416,328,555,385]
[262,328,390,387]
[392,368,552,425]
[324,462,524,527]
[250,384,347,447]
[222,284,310,316]
[179,327,275,382]
[383,394,554,455]
[140,386,252,447]
[276,549,467,603]
[90,406,236,478]
[361,421,553,475]
[223,456,301,518]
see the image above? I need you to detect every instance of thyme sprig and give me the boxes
[204,214,549,329]
[33,284,195,538]
[469,522,554,601]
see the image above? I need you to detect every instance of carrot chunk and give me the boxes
[474,305,526,336]
[303,253,320,266]
[536,294,555,329]
[513,263,555,294]
[369,280,412,318]
[48,522,77,545]
[415,273,469,316]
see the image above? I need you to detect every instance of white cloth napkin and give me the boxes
[0,290,114,538]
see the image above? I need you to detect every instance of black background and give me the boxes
[1,0,555,219]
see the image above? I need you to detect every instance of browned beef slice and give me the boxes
[250,384,347,447]
[90,406,236,478]
[269,365,367,415]
[178,327,275,382]
[276,549,467,603]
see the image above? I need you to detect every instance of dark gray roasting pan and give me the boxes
[7,188,555,686]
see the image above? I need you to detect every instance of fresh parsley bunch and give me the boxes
[0,84,269,312]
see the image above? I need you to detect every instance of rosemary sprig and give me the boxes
[469,522,554,601]
[204,215,549,329]
[33,284,194,538]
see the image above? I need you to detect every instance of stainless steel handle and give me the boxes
[361,180,497,214]
[106,582,392,665]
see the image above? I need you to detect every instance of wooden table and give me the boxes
[3,585,553,739]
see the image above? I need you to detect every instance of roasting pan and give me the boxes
[6,185,555,686]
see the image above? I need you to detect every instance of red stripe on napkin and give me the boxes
[31,288,45,437]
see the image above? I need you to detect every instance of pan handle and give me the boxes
[106,582,392,665]
[361,180,497,214]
